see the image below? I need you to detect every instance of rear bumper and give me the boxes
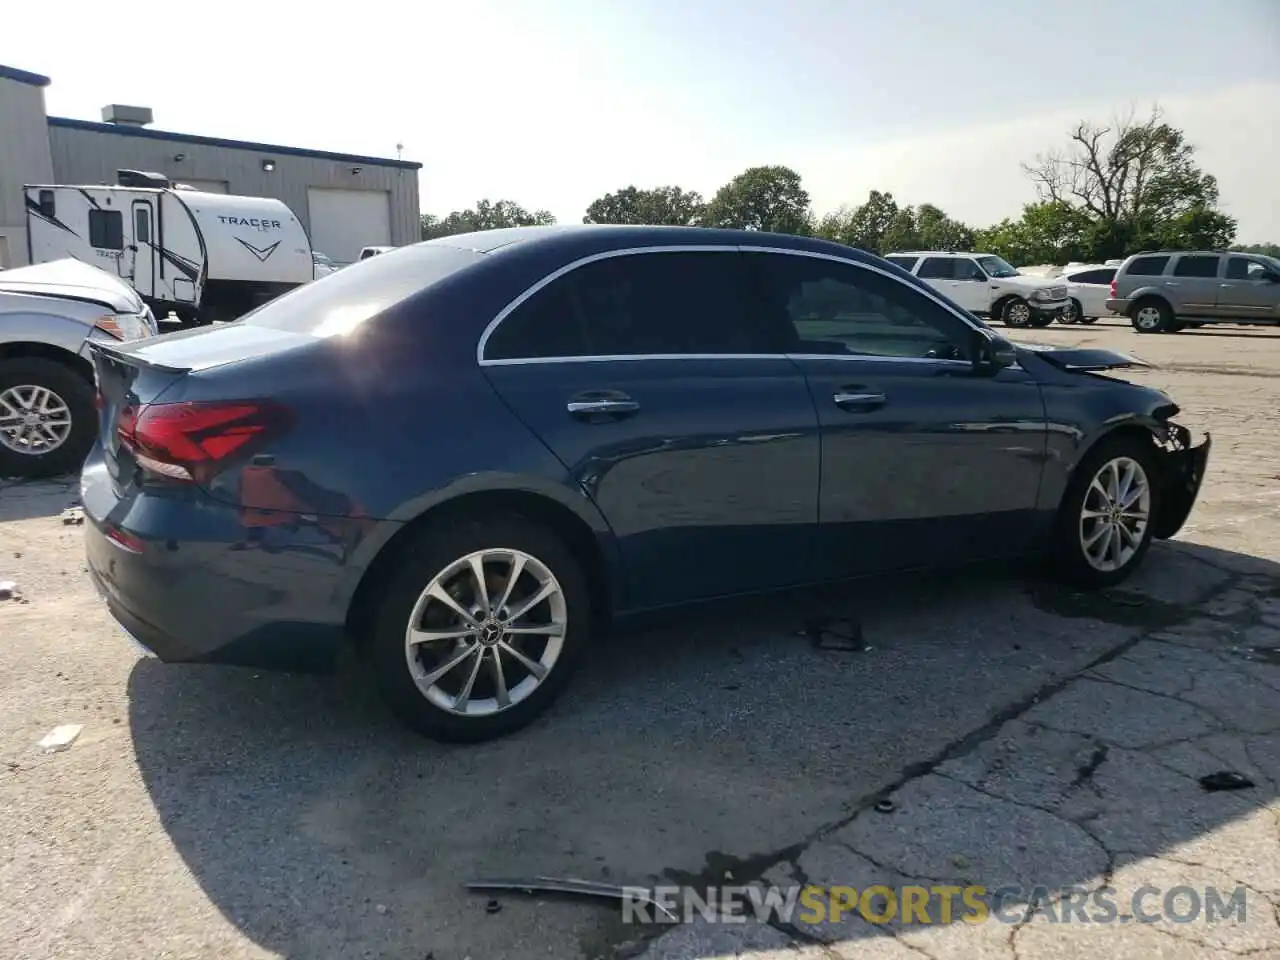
[81,460,372,673]
[1105,298,1132,315]
[1151,426,1211,540]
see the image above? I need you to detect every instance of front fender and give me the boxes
[0,310,95,356]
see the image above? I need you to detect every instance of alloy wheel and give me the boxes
[1134,306,1163,332]
[403,548,568,717]
[1079,456,1151,572]
[1005,301,1031,326]
[0,385,73,456]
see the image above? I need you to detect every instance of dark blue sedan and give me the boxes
[82,226,1210,742]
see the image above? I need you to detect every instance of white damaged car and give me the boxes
[884,251,1072,328]
[1,259,158,478]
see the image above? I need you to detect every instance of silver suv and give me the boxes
[1106,250,1280,333]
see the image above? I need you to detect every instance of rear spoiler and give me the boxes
[85,337,192,375]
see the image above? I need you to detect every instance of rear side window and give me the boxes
[917,257,956,279]
[1069,268,1115,285]
[884,255,918,271]
[1126,256,1170,276]
[88,209,124,250]
[240,244,481,335]
[1172,255,1221,278]
[484,251,770,360]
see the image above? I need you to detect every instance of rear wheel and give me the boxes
[368,513,592,742]
[0,358,97,479]
[1050,435,1160,588]
[1130,298,1172,333]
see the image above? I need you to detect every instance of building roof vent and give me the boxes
[102,104,153,127]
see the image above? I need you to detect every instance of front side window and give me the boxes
[88,209,124,250]
[484,251,770,360]
[1226,257,1268,281]
[976,255,1019,278]
[1172,255,1221,278]
[953,259,987,281]
[751,254,973,362]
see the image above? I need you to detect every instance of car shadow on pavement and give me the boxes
[0,476,79,522]
[126,540,1280,959]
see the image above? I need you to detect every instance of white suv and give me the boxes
[884,251,1071,327]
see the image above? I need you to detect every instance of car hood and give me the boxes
[1004,273,1065,290]
[1013,341,1154,372]
[0,258,144,314]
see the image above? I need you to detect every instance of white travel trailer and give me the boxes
[24,171,313,324]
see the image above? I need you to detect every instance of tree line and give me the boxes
[422,107,1260,266]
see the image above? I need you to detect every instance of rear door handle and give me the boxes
[833,389,886,410]
[567,390,640,420]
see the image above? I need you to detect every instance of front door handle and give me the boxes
[833,389,886,410]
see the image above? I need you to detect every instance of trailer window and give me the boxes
[88,210,124,251]
[134,208,151,244]
[37,190,56,219]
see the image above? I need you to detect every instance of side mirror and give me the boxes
[972,332,1017,372]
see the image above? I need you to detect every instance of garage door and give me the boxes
[307,188,391,265]
[174,178,229,193]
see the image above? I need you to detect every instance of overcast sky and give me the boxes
[4,0,1278,240]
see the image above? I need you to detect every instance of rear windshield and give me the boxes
[239,244,481,335]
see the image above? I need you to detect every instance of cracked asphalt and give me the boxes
[2,320,1278,960]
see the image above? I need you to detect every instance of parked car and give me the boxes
[1,259,158,478]
[82,227,1210,743]
[883,251,1071,327]
[358,246,394,261]
[1058,264,1117,324]
[1106,250,1280,332]
[312,251,339,279]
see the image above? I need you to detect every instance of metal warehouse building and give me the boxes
[0,64,421,268]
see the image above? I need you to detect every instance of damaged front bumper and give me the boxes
[1150,423,1211,540]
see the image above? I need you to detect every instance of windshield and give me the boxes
[238,244,482,335]
[976,255,1019,278]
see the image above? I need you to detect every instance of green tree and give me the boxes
[703,166,812,234]
[815,191,973,254]
[422,199,555,239]
[974,201,1093,265]
[1022,107,1236,260]
[583,185,705,226]
[1237,242,1280,258]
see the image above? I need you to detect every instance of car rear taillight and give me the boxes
[1110,279,1117,297]
[117,399,293,482]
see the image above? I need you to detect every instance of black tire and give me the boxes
[1001,297,1033,327]
[0,357,97,480]
[1063,298,1084,324]
[368,512,593,743]
[1130,297,1172,333]
[1049,435,1162,589]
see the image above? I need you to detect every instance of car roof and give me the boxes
[421,223,896,268]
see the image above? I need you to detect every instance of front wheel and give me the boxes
[1002,297,1033,327]
[1050,436,1161,588]
[0,358,97,479]
[368,513,592,742]
[1062,298,1083,324]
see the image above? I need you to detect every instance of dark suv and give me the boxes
[1106,250,1280,333]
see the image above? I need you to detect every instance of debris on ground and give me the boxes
[0,580,17,601]
[801,615,869,652]
[1199,771,1255,792]
[38,724,84,753]
[60,508,84,526]
[484,899,502,914]
[467,877,678,921]
[874,799,896,814]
